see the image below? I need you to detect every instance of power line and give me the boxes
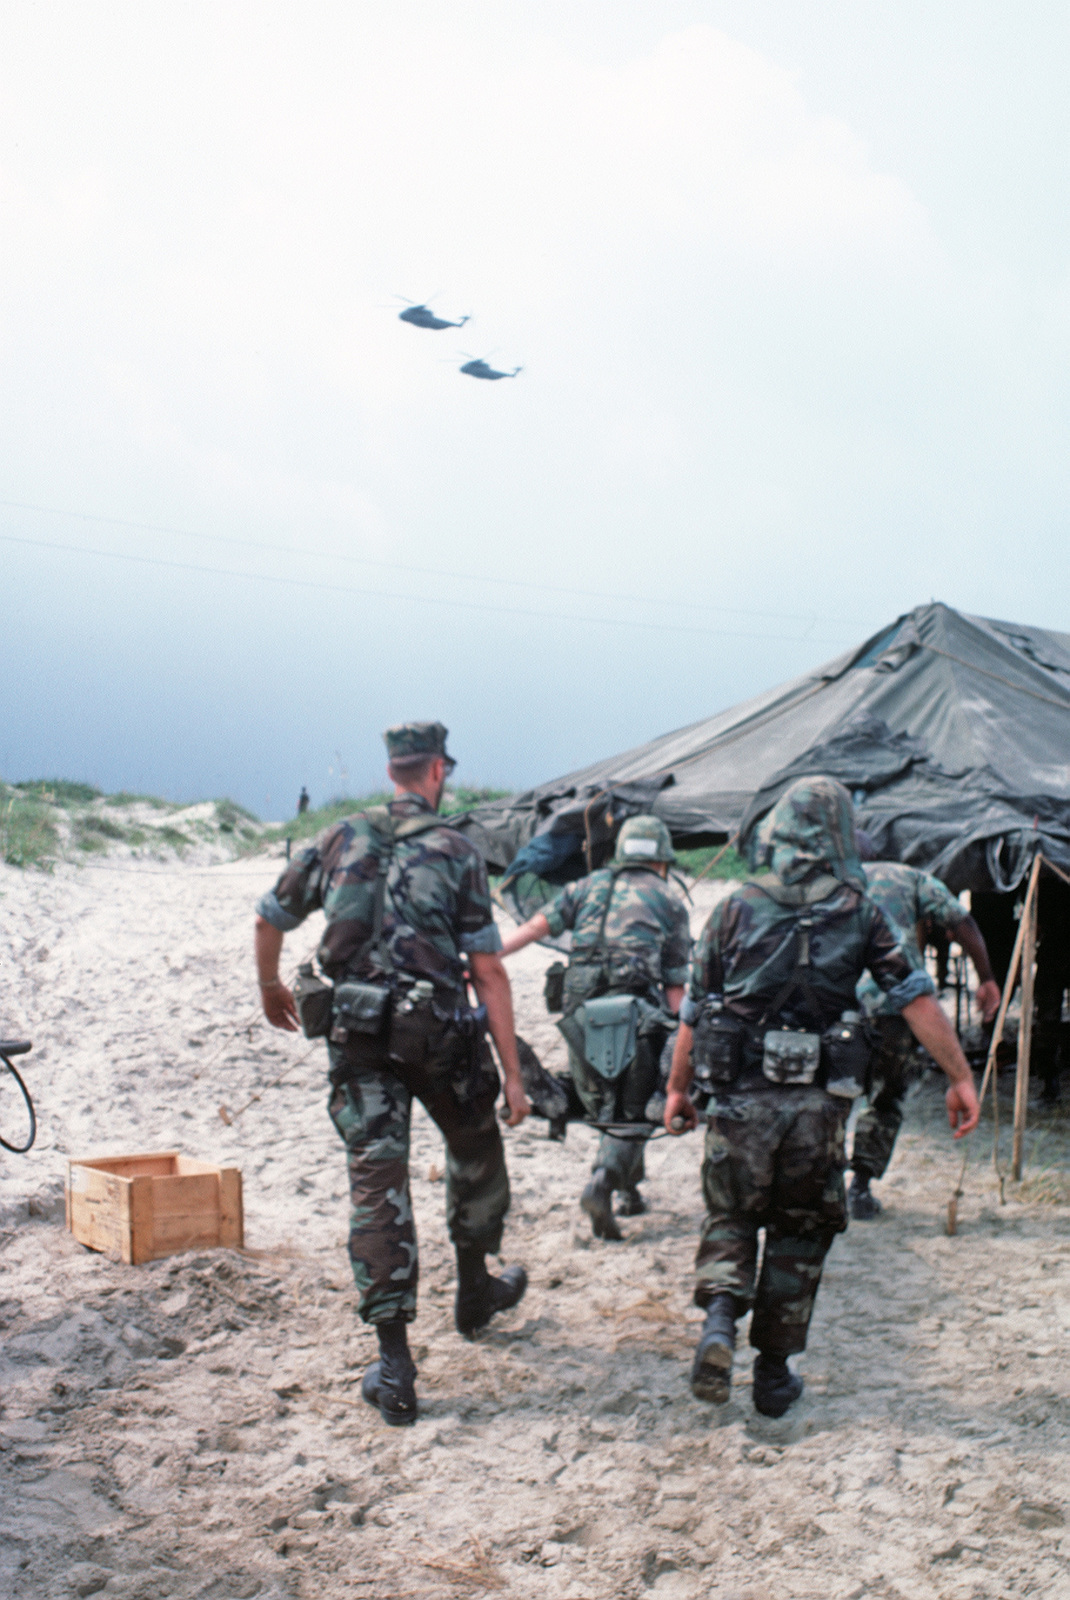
[0,529,851,646]
[0,494,837,632]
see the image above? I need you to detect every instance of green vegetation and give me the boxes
[0,793,60,868]
[444,786,512,813]
[214,798,260,835]
[109,791,171,809]
[675,843,749,880]
[15,779,102,805]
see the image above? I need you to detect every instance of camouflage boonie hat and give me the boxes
[383,721,455,769]
[614,814,675,865]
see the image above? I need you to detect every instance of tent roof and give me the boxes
[465,603,1070,892]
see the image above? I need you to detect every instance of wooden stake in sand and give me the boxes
[947,852,1041,1233]
[1012,858,1040,1180]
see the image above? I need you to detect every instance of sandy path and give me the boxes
[1,856,1068,1599]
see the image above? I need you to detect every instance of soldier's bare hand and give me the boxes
[976,979,1001,1023]
[261,981,299,1031]
[501,1078,531,1127]
[946,1077,980,1138]
[665,1090,697,1134]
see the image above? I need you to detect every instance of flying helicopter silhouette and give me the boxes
[395,296,469,331]
[459,356,522,381]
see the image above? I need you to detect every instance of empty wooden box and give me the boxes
[66,1151,243,1265]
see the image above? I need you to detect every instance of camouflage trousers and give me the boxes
[695,1086,850,1355]
[327,1027,509,1326]
[567,1029,662,1191]
[851,1015,918,1181]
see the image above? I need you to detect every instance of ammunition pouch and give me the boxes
[543,961,566,1014]
[292,962,334,1039]
[331,979,392,1042]
[761,1029,821,1086]
[820,1015,872,1100]
[691,1003,745,1087]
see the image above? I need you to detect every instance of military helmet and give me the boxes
[614,814,675,865]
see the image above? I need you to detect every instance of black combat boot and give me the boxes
[690,1293,737,1403]
[848,1169,881,1219]
[580,1168,623,1241]
[361,1319,418,1426]
[454,1247,528,1338]
[615,1186,646,1217]
[752,1352,804,1418]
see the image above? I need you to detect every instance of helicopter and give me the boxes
[396,298,470,331]
[459,357,522,381]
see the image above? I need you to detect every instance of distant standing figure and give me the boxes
[254,722,530,1427]
[297,786,310,815]
[500,815,691,1239]
[850,858,1000,1217]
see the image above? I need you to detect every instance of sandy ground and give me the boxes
[1,854,1069,1600]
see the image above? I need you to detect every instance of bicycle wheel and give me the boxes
[0,1053,37,1153]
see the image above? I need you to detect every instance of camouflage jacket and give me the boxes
[544,865,692,1004]
[856,862,966,1017]
[256,795,501,992]
[683,879,933,1032]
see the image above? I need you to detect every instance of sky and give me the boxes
[1,2,1067,815]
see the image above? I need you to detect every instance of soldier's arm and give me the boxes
[468,952,530,1126]
[255,918,299,1031]
[499,912,551,956]
[254,839,326,1031]
[867,901,979,1137]
[951,914,1000,1021]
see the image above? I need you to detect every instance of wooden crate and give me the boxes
[66,1150,243,1265]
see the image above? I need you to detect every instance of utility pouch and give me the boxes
[292,962,334,1039]
[821,1012,871,1099]
[578,994,639,1081]
[543,961,566,1014]
[332,979,392,1041]
[691,1000,744,1086]
[761,1029,821,1086]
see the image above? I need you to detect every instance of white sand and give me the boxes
[1,854,1068,1599]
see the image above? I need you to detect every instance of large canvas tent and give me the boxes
[464,602,1070,896]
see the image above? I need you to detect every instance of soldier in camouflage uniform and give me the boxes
[850,857,1000,1218]
[255,722,530,1427]
[665,777,980,1418]
[500,816,691,1239]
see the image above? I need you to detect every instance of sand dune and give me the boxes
[1,852,1068,1598]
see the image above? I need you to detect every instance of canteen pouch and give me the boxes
[543,961,566,1014]
[821,1014,871,1099]
[691,1002,744,1086]
[761,1029,821,1086]
[578,994,639,1082]
[292,962,334,1040]
[332,979,392,1041]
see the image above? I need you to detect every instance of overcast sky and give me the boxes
[2,2,1067,814]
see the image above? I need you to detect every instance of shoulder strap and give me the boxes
[592,867,625,955]
[356,807,455,971]
[758,911,823,1029]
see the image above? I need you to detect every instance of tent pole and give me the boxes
[1011,855,1042,1181]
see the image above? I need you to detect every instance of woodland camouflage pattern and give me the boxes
[547,863,691,1189]
[856,861,966,1017]
[328,1029,507,1324]
[852,862,967,1179]
[257,794,501,991]
[687,777,932,1353]
[851,1014,917,1179]
[545,864,691,1000]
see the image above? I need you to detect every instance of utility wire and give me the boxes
[0,494,839,632]
[0,529,851,645]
